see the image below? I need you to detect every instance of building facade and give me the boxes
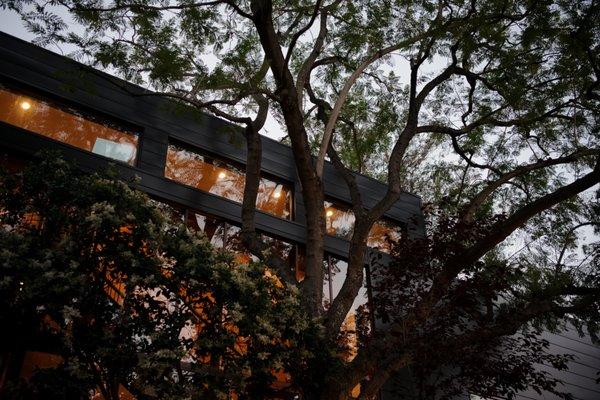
[0,31,423,398]
[0,32,597,399]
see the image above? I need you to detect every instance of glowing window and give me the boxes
[179,207,303,279]
[165,144,293,220]
[323,256,371,362]
[324,201,403,253]
[0,85,139,165]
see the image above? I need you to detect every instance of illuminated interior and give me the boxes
[154,200,303,280]
[323,256,370,366]
[0,85,139,165]
[324,201,403,252]
[19,351,63,380]
[165,144,293,220]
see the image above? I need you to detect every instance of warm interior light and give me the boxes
[273,191,281,198]
[20,101,31,110]
[218,171,227,179]
[326,210,333,217]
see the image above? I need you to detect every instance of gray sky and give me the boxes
[1,9,31,40]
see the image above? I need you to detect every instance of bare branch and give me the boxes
[328,143,363,212]
[296,7,328,105]
[555,221,600,272]
[284,0,323,66]
[427,157,600,309]
[251,0,326,315]
[322,37,459,337]
[314,31,434,178]
[238,95,297,285]
[461,148,598,222]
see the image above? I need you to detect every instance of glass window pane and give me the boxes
[323,256,370,360]
[325,201,355,240]
[366,219,404,253]
[325,201,403,252]
[180,207,303,280]
[165,144,293,220]
[0,85,139,165]
[19,351,63,380]
[260,234,304,281]
[150,199,186,224]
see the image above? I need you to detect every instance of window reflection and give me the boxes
[152,200,186,224]
[19,351,62,380]
[0,85,139,165]
[324,201,403,253]
[323,256,370,362]
[324,201,355,240]
[366,218,403,253]
[165,144,293,220]
[150,200,303,280]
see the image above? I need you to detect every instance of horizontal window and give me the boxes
[325,201,403,253]
[0,84,139,165]
[165,143,293,220]
[153,200,303,280]
[186,209,302,277]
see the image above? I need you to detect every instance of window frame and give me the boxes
[165,139,295,221]
[324,198,406,252]
[0,79,142,167]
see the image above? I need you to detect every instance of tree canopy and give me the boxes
[1,0,600,399]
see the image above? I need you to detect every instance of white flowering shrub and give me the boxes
[0,153,326,400]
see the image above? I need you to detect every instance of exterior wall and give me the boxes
[467,327,600,400]
[0,32,424,264]
[379,327,600,400]
[509,325,600,400]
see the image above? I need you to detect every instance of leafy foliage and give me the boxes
[1,0,599,398]
[372,208,586,399]
[0,154,323,400]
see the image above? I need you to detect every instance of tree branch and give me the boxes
[305,82,364,212]
[314,31,436,178]
[428,157,600,310]
[239,96,297,285]
[284,0,323,66]
[296,7,328,105]
[251,0,326,315]
[555,221,600,272]
[461,148,598,223]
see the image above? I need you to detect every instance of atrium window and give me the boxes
[323,256,371,361]
[184,208,302,277]
[165,143,293,220]
[0,84,139,165]
[324,201,403,252]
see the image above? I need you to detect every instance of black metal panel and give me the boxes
[0,123,350,259]
[0,31,425,247]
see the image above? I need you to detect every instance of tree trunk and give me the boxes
[250,0,326,316]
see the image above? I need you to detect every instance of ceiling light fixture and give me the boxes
[20,101,31,110]
[218,171,227,179]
